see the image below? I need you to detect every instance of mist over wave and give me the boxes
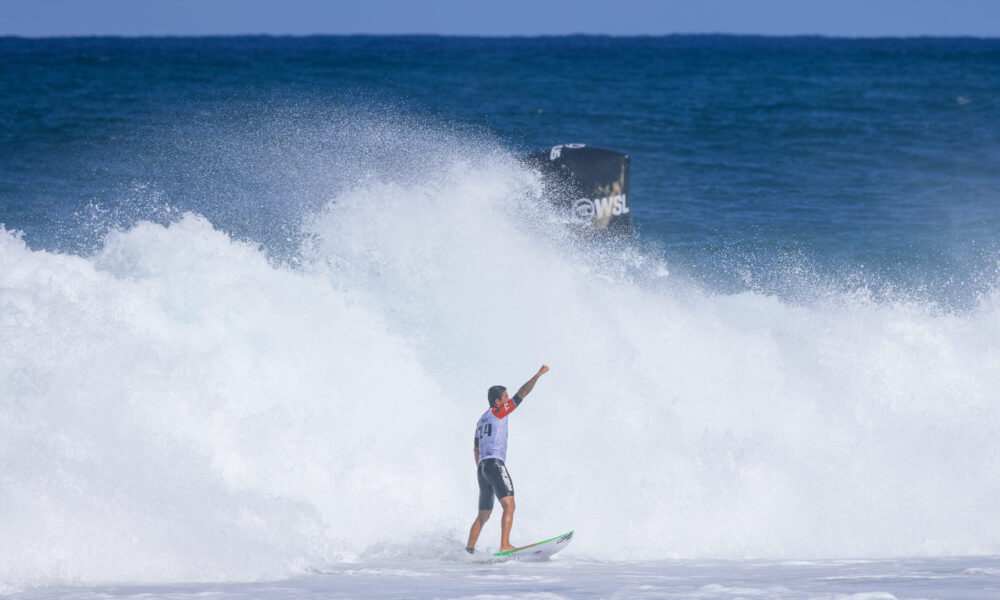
[2,125,1000,588]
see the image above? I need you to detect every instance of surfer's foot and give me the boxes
[499,544,516,552]
[465,547,474,554]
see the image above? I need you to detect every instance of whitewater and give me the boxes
[2,131,1000,598]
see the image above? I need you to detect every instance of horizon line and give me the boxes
[4,32,1000,41]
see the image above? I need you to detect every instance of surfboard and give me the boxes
[491,530,574,560]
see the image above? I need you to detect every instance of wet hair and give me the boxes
[487,385,506,407]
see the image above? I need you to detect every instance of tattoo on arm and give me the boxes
[517,373,541,399]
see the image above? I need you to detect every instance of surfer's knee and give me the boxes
[500,496,515,513]
[477,510,492,525]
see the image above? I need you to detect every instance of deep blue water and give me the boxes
[3,35,1000,304]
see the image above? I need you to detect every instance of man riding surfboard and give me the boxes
[466,365,549,554]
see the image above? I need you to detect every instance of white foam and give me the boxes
[2,146,1000,587]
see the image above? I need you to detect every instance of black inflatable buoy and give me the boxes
[524,144,632,236]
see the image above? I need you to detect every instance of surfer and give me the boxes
[465,364,549,554]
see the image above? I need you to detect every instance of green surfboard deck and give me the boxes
[492,530,574,557]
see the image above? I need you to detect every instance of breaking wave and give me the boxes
[2,125,1000,588]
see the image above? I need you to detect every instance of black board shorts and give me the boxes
[477,458,515,510]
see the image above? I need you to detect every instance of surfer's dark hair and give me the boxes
[487,385,506,407]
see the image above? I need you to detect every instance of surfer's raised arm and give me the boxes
[515,365,549,400]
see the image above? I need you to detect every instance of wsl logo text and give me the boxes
[573,194,630,222]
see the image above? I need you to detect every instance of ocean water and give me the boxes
[2,36,1000,598]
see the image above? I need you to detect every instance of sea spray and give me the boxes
[302,154,1000,560]
[2,148,1000,588]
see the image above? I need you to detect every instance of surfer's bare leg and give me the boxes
[466,509,492,551]
[499,495,516,551]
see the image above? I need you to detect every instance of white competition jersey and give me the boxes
[475,395,522,463]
